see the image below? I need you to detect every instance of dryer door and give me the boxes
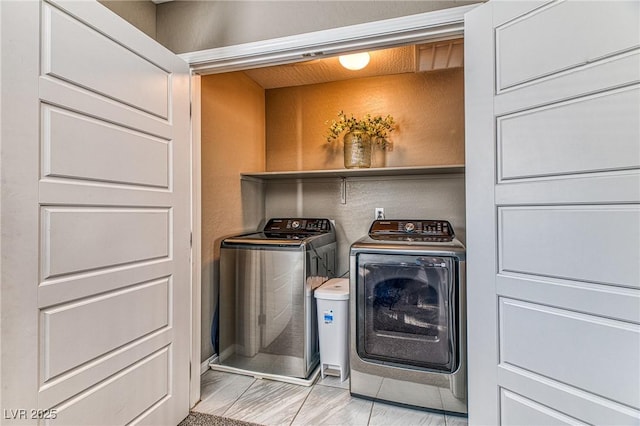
[356,253,458,372]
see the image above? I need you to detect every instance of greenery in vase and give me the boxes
[326,110,396,148]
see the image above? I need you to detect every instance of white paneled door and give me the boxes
[465,1,640,425]
[1,1,191,425]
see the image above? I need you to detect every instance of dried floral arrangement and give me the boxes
[326,110,395,148]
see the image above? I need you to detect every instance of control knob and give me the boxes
[291,220,301,229]
[404,222,416,232]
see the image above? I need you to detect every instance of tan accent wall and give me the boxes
[265,68,465,171]
[98,0,156,39]
[200,72,265,360]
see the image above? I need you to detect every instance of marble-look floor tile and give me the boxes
[194,370,255,416]
[445,414,468,426]
[224,379,312,426]
[316,374,350,390]
[368,402,447,426]
[292,384,372,426]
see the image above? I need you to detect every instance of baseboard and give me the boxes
[200,354,218,375]
[208,363,320,387]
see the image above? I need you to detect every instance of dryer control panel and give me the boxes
[369,220,454,242]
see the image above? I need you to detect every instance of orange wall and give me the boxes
[265,68,464,171]
[201,71,265,239]
[200,72,265,360]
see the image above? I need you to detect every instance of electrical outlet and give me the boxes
[375,208,385,220]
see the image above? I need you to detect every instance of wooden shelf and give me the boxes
[241,165,465,180]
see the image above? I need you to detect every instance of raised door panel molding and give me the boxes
[38,260,173,309]
[38,77,172,140]
[41,278,170,381]
[495,170,640,206]
[498,86,640,181]
[42,2,170,118]
[492,1,550,27]
[495,1,639,91]
[501,389,586,426]
[495,50,640,117]
[37,331,171,409]
[498,205,640,288]
[499,298,640,409]
[38,179,174,208]
[498,364,640,425]
[42,105,171,188]
[496,274,640,325]
[50,348,170,425]
[41,207,170,279]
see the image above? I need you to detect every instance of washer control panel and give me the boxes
[265,218,332,234]
[369,220,454,241]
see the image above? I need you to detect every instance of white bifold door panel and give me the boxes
[1,1,191,425]
[465,1,640,425]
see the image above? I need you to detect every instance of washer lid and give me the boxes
[315,278,349,300]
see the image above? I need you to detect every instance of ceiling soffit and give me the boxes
[243,39,464,89]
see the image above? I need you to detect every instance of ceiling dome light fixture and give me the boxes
[338,52,370,70]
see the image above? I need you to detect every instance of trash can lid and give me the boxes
[315,278,349,300]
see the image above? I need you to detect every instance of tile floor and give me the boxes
[194,370,468,426]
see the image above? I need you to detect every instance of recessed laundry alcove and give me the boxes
[199,40,467,361]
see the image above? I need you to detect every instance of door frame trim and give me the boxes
[189,73,202,408]
[182,3,478,405]
[179,5,476,74]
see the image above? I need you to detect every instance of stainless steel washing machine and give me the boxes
[349,219,466,415]
[218,218,336,380]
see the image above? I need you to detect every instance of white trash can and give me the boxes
[315,278,350,382]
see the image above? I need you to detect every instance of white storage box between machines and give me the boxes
[315,278,350,381]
